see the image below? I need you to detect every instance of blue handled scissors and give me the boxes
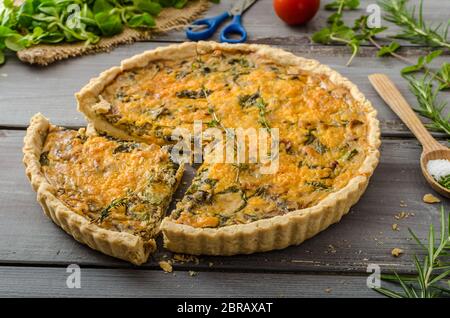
[186,0,257,43]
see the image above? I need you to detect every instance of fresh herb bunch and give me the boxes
[375,207,450,298]
[0,0,219,65]
[312,0,386,65]
[378,0,450,49]
[313,1,450,138]
[397,50,449,136]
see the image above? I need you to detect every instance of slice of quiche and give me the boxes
[23,113,183,264]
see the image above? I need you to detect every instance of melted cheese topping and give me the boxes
[41,127,180,239]
[97,51,370,228]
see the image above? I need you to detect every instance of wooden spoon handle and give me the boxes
[369,73,443,151]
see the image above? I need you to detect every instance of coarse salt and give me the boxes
[427,159,450,181]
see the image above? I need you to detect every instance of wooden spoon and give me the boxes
[369,73,450,198]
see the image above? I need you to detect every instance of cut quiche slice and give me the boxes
[23,113,183,264]
[76,42,380,256]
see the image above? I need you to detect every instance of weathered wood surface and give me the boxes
[0,130,447,274]
[0,42,449,138]
[0,266,385,297]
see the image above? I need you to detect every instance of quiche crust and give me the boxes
[76,42,380,256]
[23,113,183,264]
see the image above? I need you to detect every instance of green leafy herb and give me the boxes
[312,1,386,65]
[97,197,130,223]
[39,151,50,166]
[377,41,401,57]
[405,74,450,135]
[0,0,220,65]
[113,142,138,154]
[401,50,442,75]
[236,91,270,131]
[344,148,358,160]
[313,0,449,138]
[206,106,222,128]
[255,95,271,131]
[305,181,331,191]
[375,207,450,298]
[203,178,218,187]
[438,175,450,190]
[325,0,360,11]
[437,63,450,90]
[304,129,316,145]
[378,0,450,49]
[176,89,212,99]
[312,139,328,155]
[238,92,260,108]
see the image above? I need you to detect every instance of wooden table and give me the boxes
[0,0,448,298]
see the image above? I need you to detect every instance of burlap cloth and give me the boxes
[15,0,209,65]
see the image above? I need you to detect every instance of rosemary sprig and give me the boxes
[96,197,129,223]
[378,0,450,49]
[375,207,450,298]
[405,73,450,136]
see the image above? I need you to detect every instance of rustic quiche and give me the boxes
[23,113,183,264]
[76,42,380,256]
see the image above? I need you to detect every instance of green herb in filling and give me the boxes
[176,89,213,99]
[39,151,50,166]
[113,143,138,154]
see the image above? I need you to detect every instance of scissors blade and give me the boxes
[229,0,257,16]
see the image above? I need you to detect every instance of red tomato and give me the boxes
[273,0,320,25]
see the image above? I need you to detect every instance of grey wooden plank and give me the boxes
[0,266,383,297]
[155,0,450,45]
[0,42,448,136]
[0,130,448,273]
